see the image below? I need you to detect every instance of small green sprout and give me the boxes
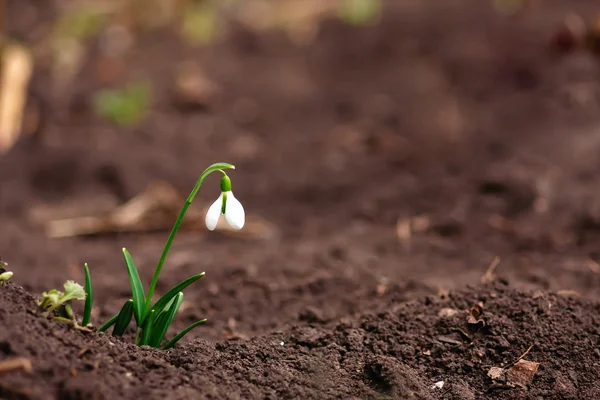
[82,263,93,327]
[53,5,107,42]
[337,0,381,26]
[0,260,13,284]
[0,271,13,284]
[93,81,152,126]
[84,162,242,349]
[0,260,12,284]
[181,2,220,46]
[492,0,526,15]
[38,280,86,323]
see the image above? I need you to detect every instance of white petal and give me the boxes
[224,191,245,230]
[205,193,223,231]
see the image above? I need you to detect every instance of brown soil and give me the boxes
[2,0,600,399]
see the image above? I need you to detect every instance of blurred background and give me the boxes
[1,0,600,340]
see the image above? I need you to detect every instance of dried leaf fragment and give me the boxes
[481,256,501,284]
[395,217,412,242]
[438,308,458,318]
[0,357,32,374]
[172,64,222,110]
[45,180,278,241]
[467,302,486,327]
[584,259,600,275]
[506,359,539,387]
[487,367,506,381]
[556,289,580,297]
[436,334,464,345]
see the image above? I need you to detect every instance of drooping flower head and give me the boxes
[205,173,245,231]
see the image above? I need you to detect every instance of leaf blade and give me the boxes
[112,299,134,337]
[62,280,86,302]
[149,273,204,317]
[138,309,156,346]
[162,319,207,350]
[122,248,146,326]
[148,292,184,348]
[82,263,93,326]
[98,313,118,332]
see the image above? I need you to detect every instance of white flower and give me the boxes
[205,191,245,231]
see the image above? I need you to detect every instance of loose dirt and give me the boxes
[1,1,600,399]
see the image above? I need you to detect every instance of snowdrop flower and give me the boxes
[205,174,245,231]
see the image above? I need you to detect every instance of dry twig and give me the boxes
[0,44,33,153]
[45,181,278,241]
[0,357,32,374]
[481,256,501,284]
[513,344,534,365]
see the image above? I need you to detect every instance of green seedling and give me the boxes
[0,260,12,284]
[492,0,526,15]
[84,162,244,349]
[337,0,381,26]
[93,81,152,126]
[82,263,93,327]
[181,2,220,46]
[53,5,107,41]
[0,271,13,284]
[38,280,86,323]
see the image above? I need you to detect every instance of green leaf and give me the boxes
[0,271,13,283]
[181,2,220,46]
[39,289,61,309]
[146,299,175,348]
[160,293,179,314]
[63,280,86,302]
[53,5,107,41]
[138,309,156,346]
[338,0,381,26]
[112,299,134,337]
[162,319,207,350]
[82,263,93,326]
[148,273,204,318]
[122,248,146,326]
[39,281,86,314]
[98,313,118,332]
[93,81,151,126]
[148,292,184,348]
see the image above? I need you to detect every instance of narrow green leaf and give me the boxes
[138,309,156,346]
[122,248,146,326]
[112,299,134,337]
[98,313,118,332]
[148,293,184,348]
[147,273,204,319]
[162,319,207,350]
[82,263,93,326]
[147,311,170,347]
[146,295,177,344]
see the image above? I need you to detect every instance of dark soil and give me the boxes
[2,281,600,400]
[2,0,600,399]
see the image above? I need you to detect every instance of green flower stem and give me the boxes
[142,163,234,319]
